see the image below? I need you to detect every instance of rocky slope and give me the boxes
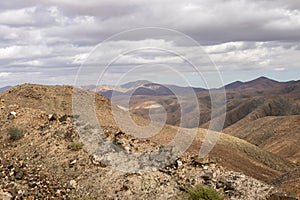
[224,115,300,164]
[0,84,298,199]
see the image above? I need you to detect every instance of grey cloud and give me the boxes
[0,0,300,87]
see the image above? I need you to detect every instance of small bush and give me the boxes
[68,141,84,151]
[8,127,24,141]
[185,185,223,200]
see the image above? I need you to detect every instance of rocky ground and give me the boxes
[0,85,298,200]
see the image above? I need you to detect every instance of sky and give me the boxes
[0,0,300,88]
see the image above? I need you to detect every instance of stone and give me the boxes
[193,155,210,165]
[69,180,77,188]
[70,160,77,165]
[176,160,183,167]
[0,190,12,200]
[10,111,17,116]
[124,146,130,153]
[202,172,213,181]
[268,193,299,200]
[224,182,235,191]
[15,170,24,180]
[48,114,58,121]
[59,115,68,122]
[8,112,16,119]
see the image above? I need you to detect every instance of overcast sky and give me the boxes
[0,0,300,88]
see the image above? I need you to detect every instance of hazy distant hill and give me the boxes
[0,86,11,93]
[97,80,206,98]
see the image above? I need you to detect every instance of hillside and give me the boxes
[223,115,300,164]
[0,84,297,199]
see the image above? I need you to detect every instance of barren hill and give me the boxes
[0,83,298,199]
[224,115,300,164]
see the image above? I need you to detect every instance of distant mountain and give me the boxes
[224,76,281,90]
[224,81,243,90]
[121,80,152,89]
[97,77,300,130]
[0,86,12,93]
[98,80,206,98]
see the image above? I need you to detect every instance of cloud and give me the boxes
[0,0,300,87]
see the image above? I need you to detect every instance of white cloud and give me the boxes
[0,72,11,78]
[0,7,36,26]
[0,0,300,86]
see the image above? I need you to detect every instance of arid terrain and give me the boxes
[0,79,299,199]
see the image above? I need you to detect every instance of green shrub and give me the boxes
[8,127,24,141]
[185,185,223,200]
[68,141,84,151]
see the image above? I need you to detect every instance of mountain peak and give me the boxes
[253,76,277,82]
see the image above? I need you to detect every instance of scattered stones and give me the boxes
[0,92,293,200]
[268,193,299,200]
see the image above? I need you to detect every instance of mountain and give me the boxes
[0,84,296,199]
[224,76,300,98]
[0,86,12,93]
[224,76,281,90]
[121,80,152,89]
[112,77,300,130]
[97,80,207,98]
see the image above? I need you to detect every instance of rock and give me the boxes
[15,170,24,180]
[69,180,77,188]
[193,155,210,165]
[8,111,16,119]
[55,189,61,196]
[176,160,183,168]
[59,115,68,122]
[26,196,34,200]
[70,160,77,165]
[19,160,24,167]
[10,111,16,116]
[48,114,58,121]
[0,190,13,200]
[202,165,208,170]
[216,178,226,189]
[268,193,299,200]
[124,146,130,153]
[202,172,213,181]
[7,188,17,197]
[224,182,235,191]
